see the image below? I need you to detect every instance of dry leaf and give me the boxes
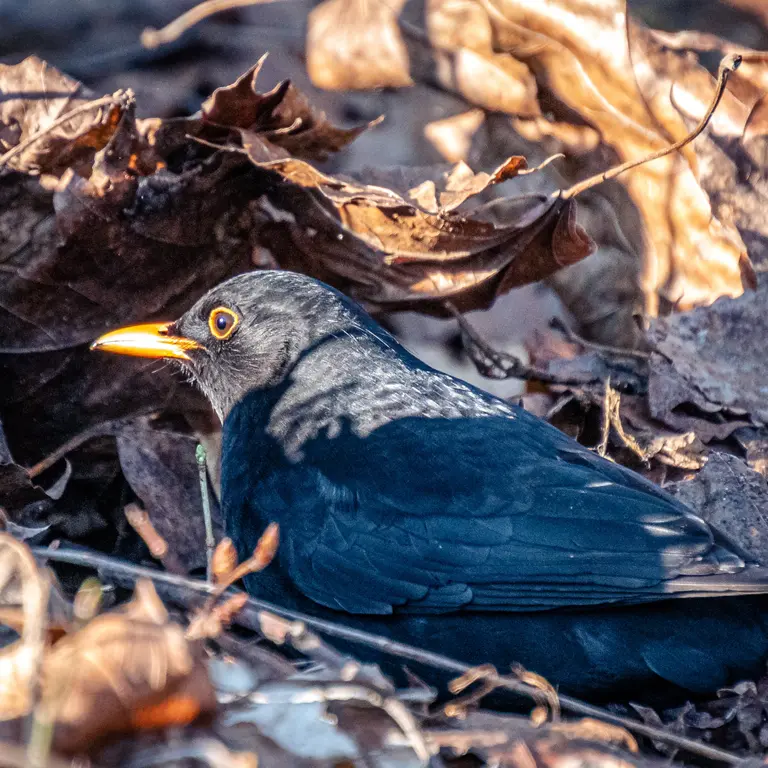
[0,56,124,176]
[117,421,220,572]
[0,534,48,721]
[201,56,376,162]
[426,0,540,116]
[465,0,750,313]
[238,154,593,311]
[307,0,414,90]
[304,0,758,339]
[41,578,215,753]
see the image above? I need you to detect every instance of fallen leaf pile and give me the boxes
[308,0,767,343]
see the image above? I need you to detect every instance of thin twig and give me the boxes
[30,545,746,765]
[141,0,288,48]
[0,91,130,171]
[26,416,142,479]
[561,54,741,199]
[549,318,650,361]
[124,503,188,576]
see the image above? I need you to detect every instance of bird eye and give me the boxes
[208,307,239,340]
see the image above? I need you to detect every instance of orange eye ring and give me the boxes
[208,307,239,340]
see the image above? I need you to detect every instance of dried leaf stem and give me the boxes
[141,0,287,48]
[0,91,131,171]
[31,544,745,765]
[561,54,741,199]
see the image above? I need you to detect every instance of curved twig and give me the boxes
[141,0,288,48]
[31,545,746,765]
[561,54,741,199]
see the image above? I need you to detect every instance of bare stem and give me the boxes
[549,318,650,360]
[561,54,741,199]
[196,444,216,582]
[26,417,137,480]
[141,0,287,48]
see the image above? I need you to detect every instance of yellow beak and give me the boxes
[90,323,201,360]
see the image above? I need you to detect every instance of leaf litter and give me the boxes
[2,0,768,764]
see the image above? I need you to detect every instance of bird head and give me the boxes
[91,271,369,421]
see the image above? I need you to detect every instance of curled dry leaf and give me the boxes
[307,0,540,117]
[452,0,752,313]
[241,154,593,311]
[0,56,124,176]
[200,55,376,163]
[425,0,540,117]
[40,578,215,754]
[0,55,372,358]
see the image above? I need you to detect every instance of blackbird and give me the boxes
[92,271,768,700]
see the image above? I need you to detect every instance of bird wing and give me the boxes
[244,409,754,615]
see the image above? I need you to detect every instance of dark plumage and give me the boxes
[92,271,768,700]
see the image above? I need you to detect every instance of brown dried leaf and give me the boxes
[426,0,540,116]
[316,0,756,337]
[243,154,593,310]
[480,2,749,313]
[41,579,215,754]
[307,0,414,90]
[1,141,251,354]
[0,56,123,175]
[307,0,541,117]
[202,56,375,162]
[647,355,751,442]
